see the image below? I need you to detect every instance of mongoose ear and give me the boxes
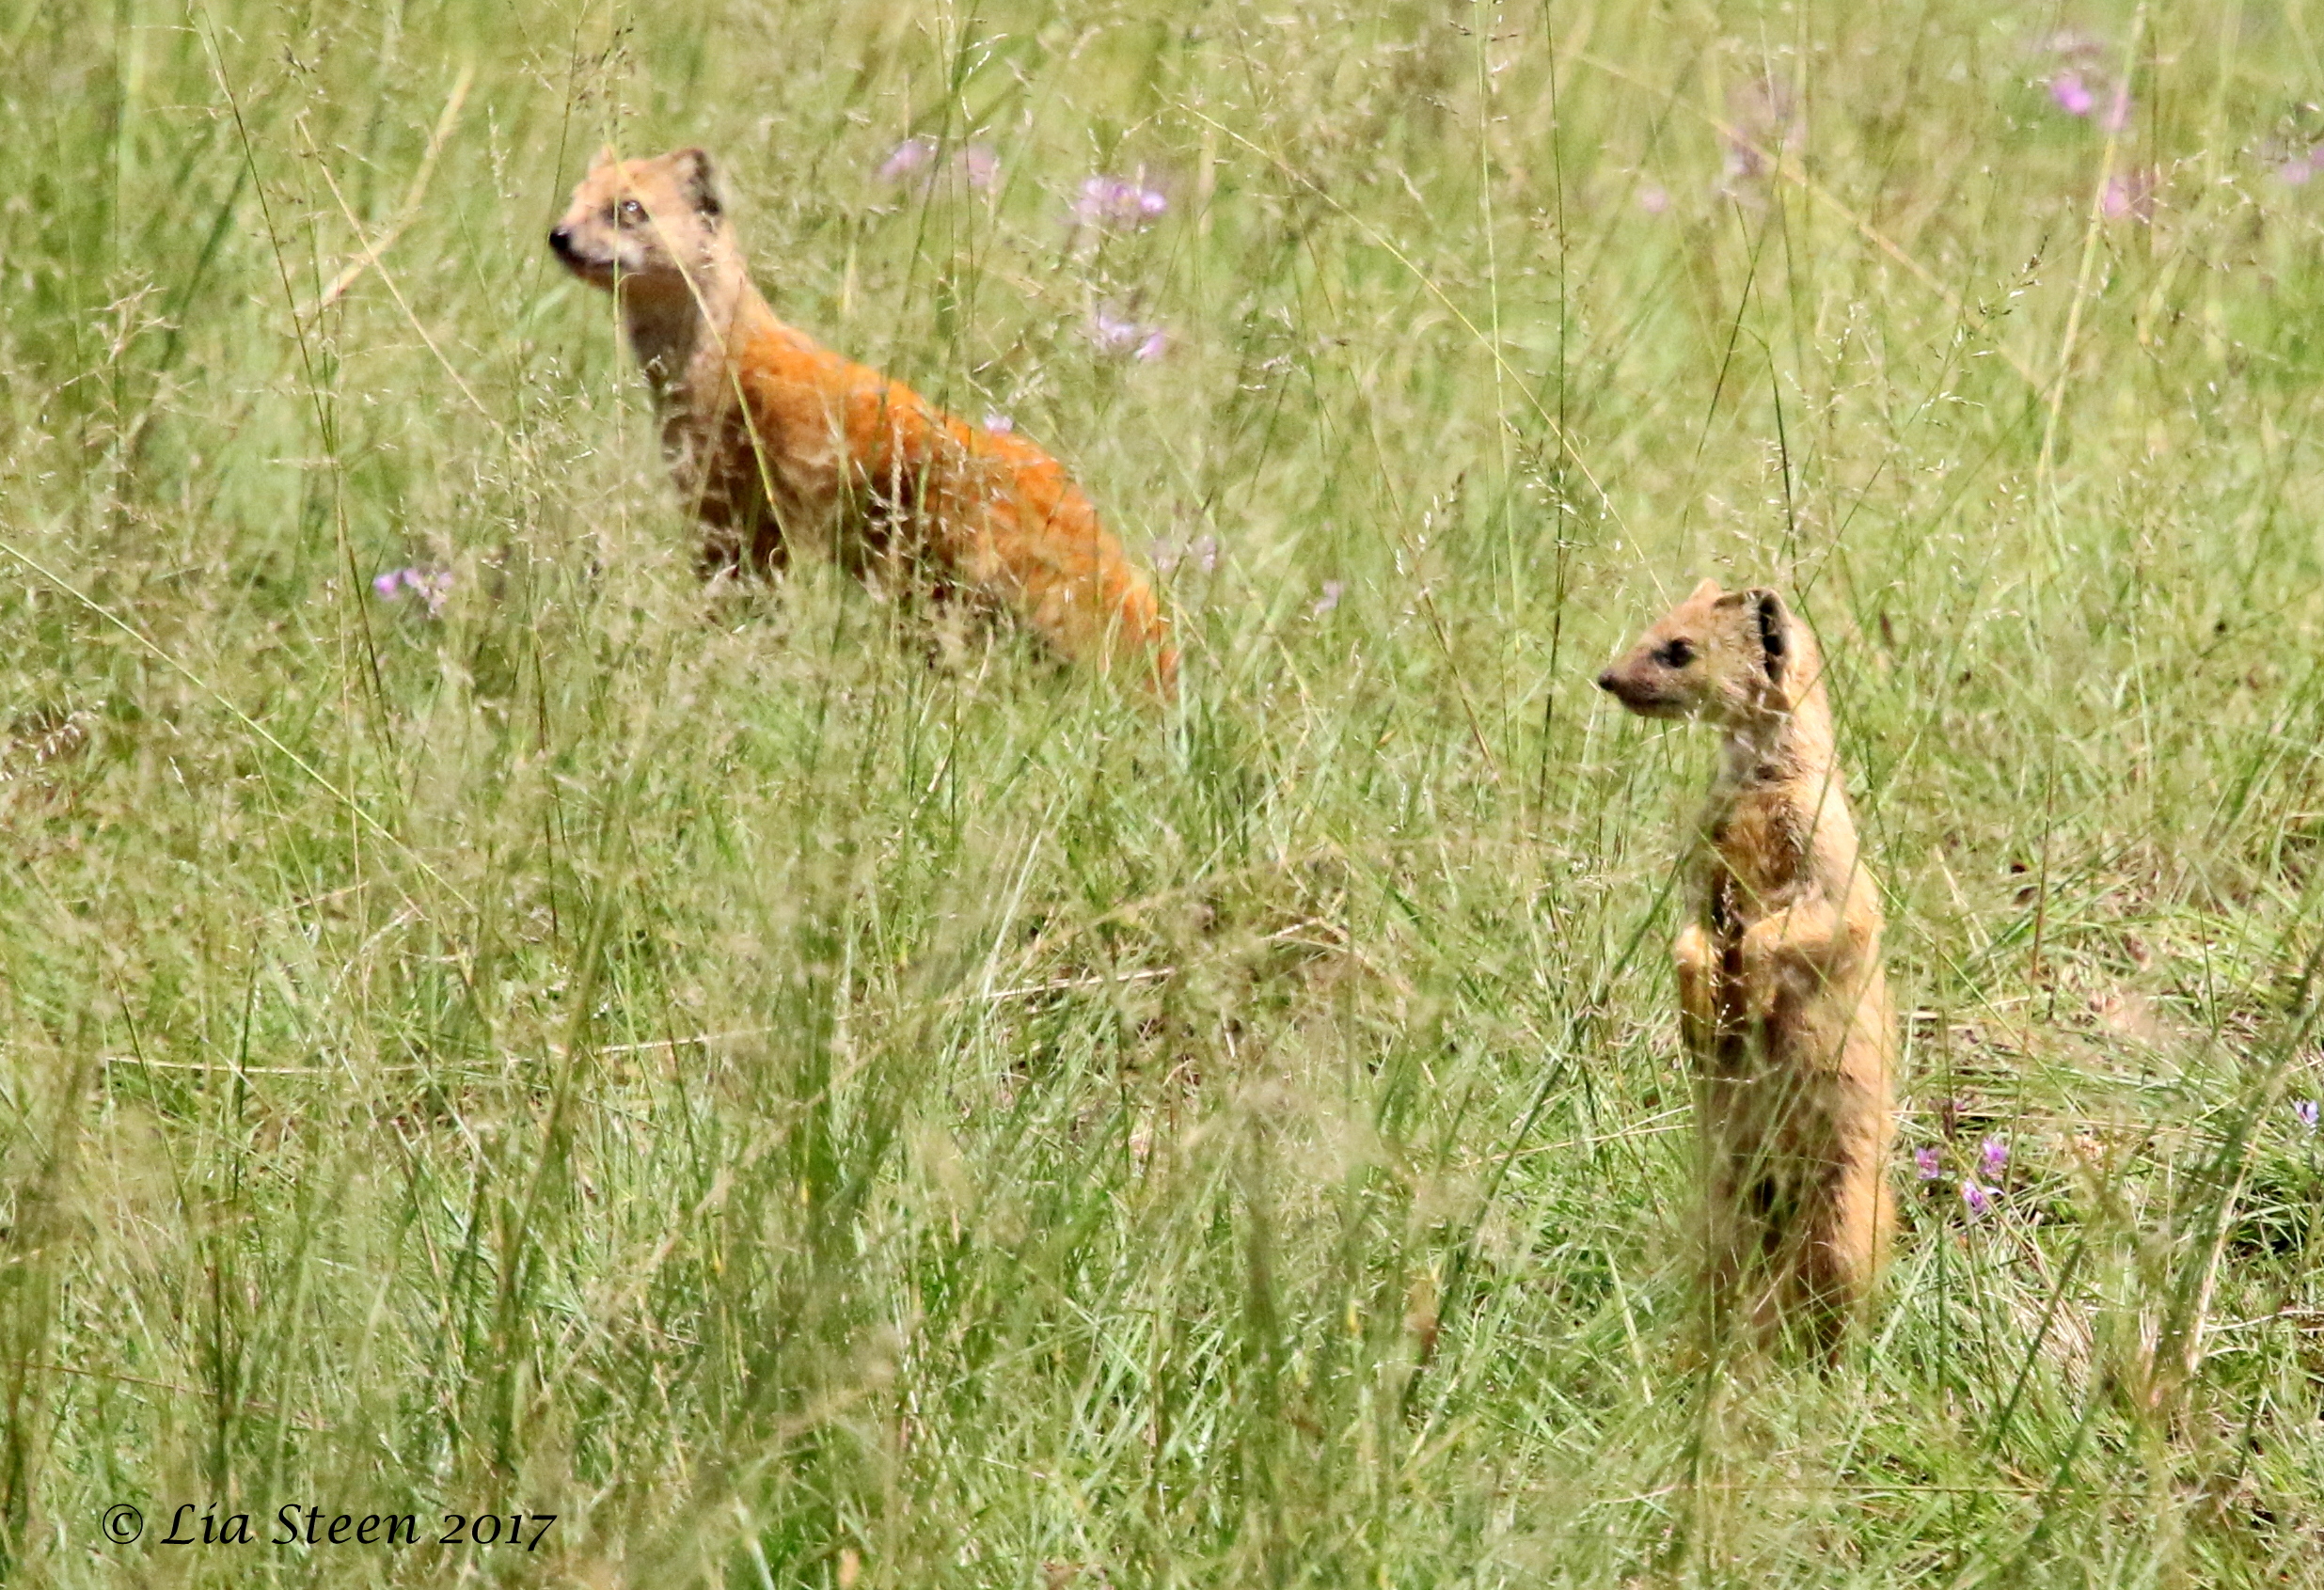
[589,143,619,174]
[672,148,723,217]
[1747,588,1789,682]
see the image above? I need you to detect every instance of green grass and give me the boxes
[4,0,2324,1583]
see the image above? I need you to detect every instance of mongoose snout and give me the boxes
[1594,655,1690,717]
[1595,664,1669,715]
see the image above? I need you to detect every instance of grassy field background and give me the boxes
[5,0,2324,1583]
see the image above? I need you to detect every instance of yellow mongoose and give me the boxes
[548,147,1177,691]
[1597,579,1896,1353]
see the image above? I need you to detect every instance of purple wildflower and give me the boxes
[877,136,938,184]
[2269,144,2324,186]
[1718,77,1798,192]
[1960,1179,1994,1219]
[2102,169,2158,222]
[1914,1145,1942,1181]
[982,413,1014,434]
[878,138,1000,194]
[1148,534,1218,576]
[1980,1136,2009,1181]
[2049,71,2095,118]
[1637,183,1670,215]
[1312,579,1344,617]
[1071,173,1167,230]
[1090,308,1168,360]
[375,566,453,615]
[1722,146,1762,183]
[2296,1099,2320,1132]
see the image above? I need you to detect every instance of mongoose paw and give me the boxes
[1739,917,1794,1020]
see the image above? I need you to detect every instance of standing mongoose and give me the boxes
[1596,579,1896,1354]
[548,147,1177,691]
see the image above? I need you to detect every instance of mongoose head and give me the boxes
[1596,577,1806,725]
[548,147,726,298]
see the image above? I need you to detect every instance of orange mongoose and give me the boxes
[1597,580,1896,1354]
[549,147,1177,690]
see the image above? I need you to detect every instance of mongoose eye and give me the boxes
[618,197,645,224]
[1657,639,1695,668]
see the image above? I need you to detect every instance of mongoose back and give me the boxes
[1597,579,1896,1355]
[548,147,1177,691]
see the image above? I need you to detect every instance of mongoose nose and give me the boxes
[1596,669,1619,693]
[548,225,574,258]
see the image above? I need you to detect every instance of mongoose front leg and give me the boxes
[1739,894,1850,1023]
[1672,921,1718,1061]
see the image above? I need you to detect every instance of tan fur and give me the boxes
[549,147,1176,690]
[1598,578,1896,1355]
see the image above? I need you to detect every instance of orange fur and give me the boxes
[550,147,1176,691]
[1599,579,1896,1356]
